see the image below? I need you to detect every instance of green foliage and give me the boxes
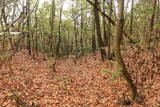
[0,53,11,62]
[154,24,160,28]
[101,69,122,81]
[110,60,119,70]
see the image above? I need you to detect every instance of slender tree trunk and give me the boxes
[50,0,55,56]
[108,0,112,59]
[26,0,31,55]
[74,22,79,57]
[103,0,108,46]
[1,0,13,50]
[94,0,107,61]
[1,1,6,51]
[91,6,96,54]
[130,0,134,35]
[72,1,79,58]
[80,1,84,55]
[56,1,63,56]
[70,37,74,55]
[34,0,39,56]
[115,0,138,101]
[150,0,157,32]
[148,0,157,48]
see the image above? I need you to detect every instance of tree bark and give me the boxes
[56,0,63,56]
[130,0,134,35]
[72,1,79,58]
[80,1,84,55]
[94,0,107,61]
[26,0,31,55]
[34,0,39,56]
[103,0,108,46]
[91,6,96,54]
[50,0,56,55]
[150,0,157,33]
[115,0,138,100]
[108,0,112,59]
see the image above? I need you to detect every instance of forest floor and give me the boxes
[0,50,160,107]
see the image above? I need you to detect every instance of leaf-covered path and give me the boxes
[0,50,160,107]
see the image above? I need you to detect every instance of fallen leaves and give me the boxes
[0,49,159,107]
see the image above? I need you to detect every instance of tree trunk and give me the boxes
[56,1,63,56]
[0,1,6,51]
[146,0,157,49]
[50,0,56,56]
[115,0,138,101]
[34,0,39,56]
[94,0,107,61]
[130,0,134,35]
[72,1,79,58]
[91,5,96,54]
[108,0,112,59]
[80,1,84,56]
[150,0,157,33]
[103,0,108,46]
[26,0,31,55]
